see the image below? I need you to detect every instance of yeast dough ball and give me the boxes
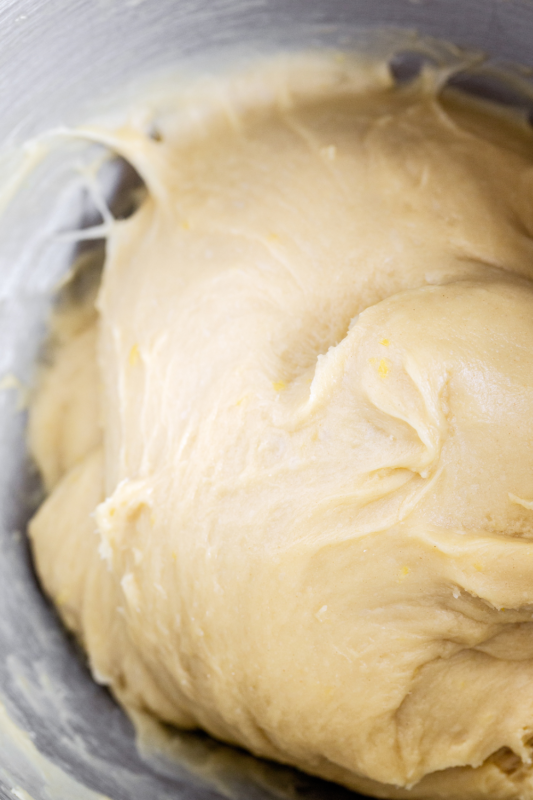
[29,55,533,799]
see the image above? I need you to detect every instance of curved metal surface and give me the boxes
[1,1,533,798]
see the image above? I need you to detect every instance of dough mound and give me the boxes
[29,55,533,799]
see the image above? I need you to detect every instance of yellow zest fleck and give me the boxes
[378,358,389,378]
[109,507,115,517]
[0,373,29,410]
[172,551,177,561]
[55,589,69,606]
[398,565,410,582]
[474,563,483,572]
[128,343,140,367]
[268,232,279,242]
[273,380,287,392]
[380,338,390,347]
[181,219,190,230]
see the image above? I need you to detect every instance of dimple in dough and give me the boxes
[28,53,533,799]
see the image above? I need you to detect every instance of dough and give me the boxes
[28,53,533,799]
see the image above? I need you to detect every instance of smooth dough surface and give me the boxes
[28,54,533,799]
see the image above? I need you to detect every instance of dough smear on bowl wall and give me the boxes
[27,51,533,799]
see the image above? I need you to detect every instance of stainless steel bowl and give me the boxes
[1,2,533,798]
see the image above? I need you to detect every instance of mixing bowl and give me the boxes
[2,1,533,798]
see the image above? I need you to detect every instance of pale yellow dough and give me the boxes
[28,54,533,798]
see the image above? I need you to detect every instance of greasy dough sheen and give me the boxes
[28,54,533,799]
